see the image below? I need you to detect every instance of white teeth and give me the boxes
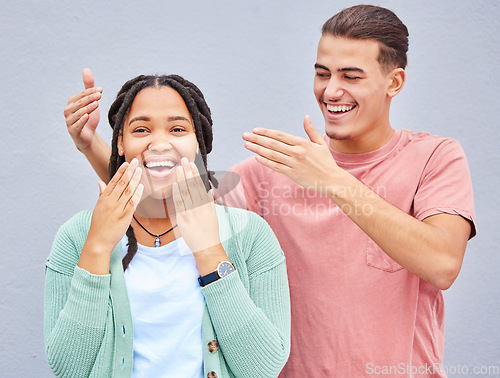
[327,104,354,113]
[146,161,175,169]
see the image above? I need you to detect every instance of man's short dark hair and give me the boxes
[322,5,409,73]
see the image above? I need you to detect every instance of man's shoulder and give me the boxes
[395,129,466,161]
[230,156,267,174]
[401,129,460,148]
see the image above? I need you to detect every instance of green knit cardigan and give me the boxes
[44,206,290,377]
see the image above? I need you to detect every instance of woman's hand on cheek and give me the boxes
[172,158,221,255]
[79,159,143,274]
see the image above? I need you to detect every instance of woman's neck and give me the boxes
[132,197,179,247]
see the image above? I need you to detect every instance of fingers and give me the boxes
[242,128,307,167]
[190,162,210,202]
[98,180,107,195]
[172,182,185,213]
[254,154,293,176]
[105,158,143,211]
[243,134,293,167]
[173,158,212,214]
[64,102,98,135]
[175,158,194,209]
[105,158,138,198]
[64,70,102,137]
[120,168,143,212]
[208,188,215,201]
[303,115,325,145]
[66,87,102,107]
[243,131,293,157]
[185,161,212,207]
[243,122,327,168]
[102,161,128,199]
[94,158,143,231]
[64,89,101,128]
[82,68,94,89]
[181,158,208,201]
[183,158,210,203]
[249,128,306,146]
[128,183,144,212]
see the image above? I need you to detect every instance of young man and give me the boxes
[237,5,475,377]
[65,5,475,377]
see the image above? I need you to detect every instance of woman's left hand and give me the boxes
[172,157,222,255]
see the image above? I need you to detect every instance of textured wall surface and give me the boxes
[1,1,498,376]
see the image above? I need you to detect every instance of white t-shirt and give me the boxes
[121,236,205,378]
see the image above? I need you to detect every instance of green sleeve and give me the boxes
[44,213,112,377]
[202,211,291,377]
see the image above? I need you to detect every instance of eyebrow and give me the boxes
[339,67,365,74]
[128,115,191,126]
[314,63,365,74]
[314,63,330,72]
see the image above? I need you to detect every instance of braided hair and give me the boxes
[107,74,215,270]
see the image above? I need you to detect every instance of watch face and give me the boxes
[217,261,235,278]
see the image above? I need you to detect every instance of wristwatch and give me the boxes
[198,261,236,287]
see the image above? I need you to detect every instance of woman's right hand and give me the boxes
[64,68,103,152]
[78,159,144,275]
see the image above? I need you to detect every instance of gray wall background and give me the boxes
[1,0,498,376]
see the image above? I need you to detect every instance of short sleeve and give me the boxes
[413,139,476,238]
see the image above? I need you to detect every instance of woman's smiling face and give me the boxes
[118,86,199,200]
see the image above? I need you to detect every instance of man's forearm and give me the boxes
[326,170,471,290]
[79,134,111,183]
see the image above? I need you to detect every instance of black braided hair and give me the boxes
[122,226,138,270]
[107,74,215,270]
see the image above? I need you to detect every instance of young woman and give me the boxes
[44,74,290,377]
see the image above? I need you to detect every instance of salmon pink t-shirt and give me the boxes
[217,129,476,377]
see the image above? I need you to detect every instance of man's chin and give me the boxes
[325,129,350,141]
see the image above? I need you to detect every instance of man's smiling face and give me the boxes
[314,35,400,153]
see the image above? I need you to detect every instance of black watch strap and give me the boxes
[198,271,219,287]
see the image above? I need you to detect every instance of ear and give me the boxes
[387,68,406,98]
[118,131,124,156]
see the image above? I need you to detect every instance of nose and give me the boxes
[323,77,344,100]
[148,142,173,153]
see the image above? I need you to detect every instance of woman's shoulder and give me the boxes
[215,204,268,231]
[215,204,251,217]
[57,210,93,237]
[215,205,285,272]
[215,205,281,248]
[46,210,93,275]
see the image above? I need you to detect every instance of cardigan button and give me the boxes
[207,372,218,378]
[207,340,219,353]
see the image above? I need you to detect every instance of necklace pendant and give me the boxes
[155,236,161,248]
